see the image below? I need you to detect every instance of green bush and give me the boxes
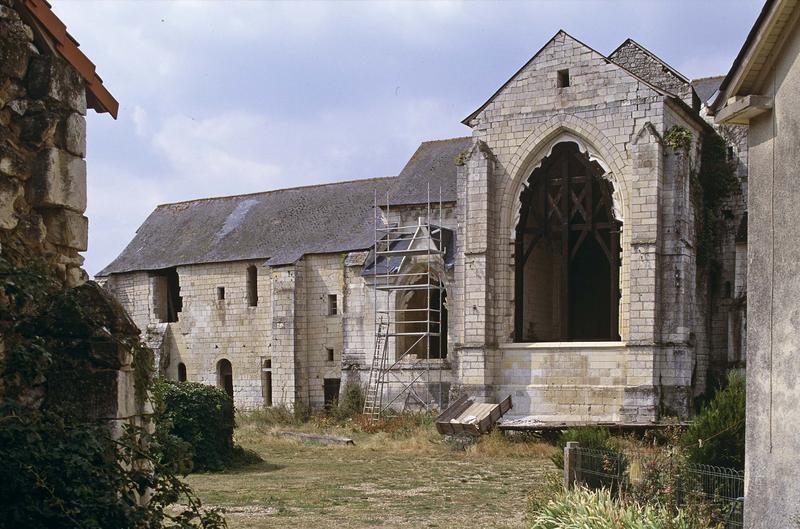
[682,370,745,469]
[551,426,612,469]
[153,380,235,471]
[334,382,365,419]
[529,486,717,529]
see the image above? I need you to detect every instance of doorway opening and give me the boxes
[217,358,233,399]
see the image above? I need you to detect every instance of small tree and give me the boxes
[682,370,745,469]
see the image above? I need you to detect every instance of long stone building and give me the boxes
[99,31,748,423]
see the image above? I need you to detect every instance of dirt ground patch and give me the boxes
[186,421,556,528]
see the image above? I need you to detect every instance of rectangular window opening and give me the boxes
[327,294,338,315]
[247,265,258,307]
[326,347,334,362]
[217,286,225,300]
[557,68,570,88]
[152,267,181,323]
[261,357,272,407]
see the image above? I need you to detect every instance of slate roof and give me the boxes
[98,177,396,275]
[692,76,725,106]
[386,137,471,206]
[361,226,456,277]
[99,136,472,275]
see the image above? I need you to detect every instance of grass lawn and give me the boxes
[185,417,557,529]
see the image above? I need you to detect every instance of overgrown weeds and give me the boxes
[529,486,722,529]
[466,430,555,459]
[550,426,613,468]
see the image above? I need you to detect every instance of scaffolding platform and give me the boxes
[435,394,513,436]
[362,186,449,420]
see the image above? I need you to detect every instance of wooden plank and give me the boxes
[277,431,355,446]
[435,394,473,435]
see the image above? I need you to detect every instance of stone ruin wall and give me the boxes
[1,1,88,284]
[0,0,148,433]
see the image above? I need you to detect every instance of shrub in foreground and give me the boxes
[551,426,612,469]
[0,256,223,528]
[682,370,745,469]
[529,487,718,529]
[153,380,235,471]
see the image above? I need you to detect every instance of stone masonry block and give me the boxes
[63,112,86,157]
[29,147,86,212]
[0,175,22,230]
[42,208,88,251]
[27,55,87,114]
[0,16,34,80]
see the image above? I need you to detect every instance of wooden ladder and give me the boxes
[363,319,388,420]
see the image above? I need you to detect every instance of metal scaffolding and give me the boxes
[364,186,446,419]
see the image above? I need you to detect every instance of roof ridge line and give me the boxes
[420,136,472,144]
[691,75,726,82]
[156,175,397,208]
[462,30,676,126]
[620,37,691,83]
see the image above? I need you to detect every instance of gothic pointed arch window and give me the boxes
[514,141,621,342]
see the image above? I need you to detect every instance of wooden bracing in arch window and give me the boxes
[514,142,621,342]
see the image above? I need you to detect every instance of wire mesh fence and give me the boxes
[686,462,745,528]
[570,446,744,528]
[572,447,627,494]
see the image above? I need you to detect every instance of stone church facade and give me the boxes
[99,31,747,423]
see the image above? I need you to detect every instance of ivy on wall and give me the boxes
[0,253,225,528]
[694,131,739,268]
[663,125,739,268]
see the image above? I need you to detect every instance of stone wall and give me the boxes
[103,260,273,410]
[498,342,650,422]
[0,3,88,285]
[609,40,698,110]
[0,0,150,440]
[743,18,800,528]
[295,253,347,408]
[103,254,367,411]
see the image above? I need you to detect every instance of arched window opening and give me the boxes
[217,359,233,399]
[397,279,448,359]
[177,362,187,382]
[247,265,258,307]
[514,141,621,342]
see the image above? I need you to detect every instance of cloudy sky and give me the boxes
[51,0,763,276]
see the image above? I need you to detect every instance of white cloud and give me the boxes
[131,105,148,137]
[152,113,282,186]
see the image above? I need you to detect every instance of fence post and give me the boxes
[564,441,579,490]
